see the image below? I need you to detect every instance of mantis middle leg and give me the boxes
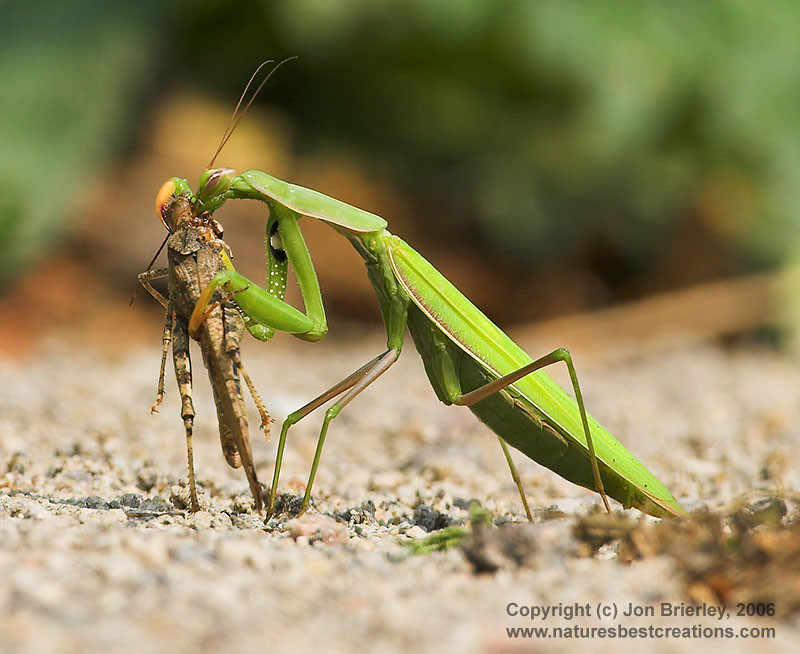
[266,292,410,518]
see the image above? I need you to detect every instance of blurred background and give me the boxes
[1,0,798,357]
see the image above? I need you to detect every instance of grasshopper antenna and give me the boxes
[207,56,299,169]
[129,233,170,306]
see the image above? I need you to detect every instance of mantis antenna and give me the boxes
[132,57,299,306]
[207,56,299,169]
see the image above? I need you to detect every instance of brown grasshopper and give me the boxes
[138,186,268,512]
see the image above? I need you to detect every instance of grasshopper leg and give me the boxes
[151,308,173,413]
[231,350,270,433]
[218,302,264,511]
[454,348,611,514]
[172,314,200,512]
[138,268,169,309]
[193,290,271,433]
[220,302,270,433]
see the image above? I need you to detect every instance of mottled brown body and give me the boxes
[139,196,266,511]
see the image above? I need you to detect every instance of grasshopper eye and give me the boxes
[155,179,177,228]
[197,167,235,203]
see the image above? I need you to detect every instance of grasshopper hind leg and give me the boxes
[219,302,265,511]
[171,314,200,512]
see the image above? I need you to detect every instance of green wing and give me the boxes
[387,235,685,517]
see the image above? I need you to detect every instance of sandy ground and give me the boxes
[1,328,799,653]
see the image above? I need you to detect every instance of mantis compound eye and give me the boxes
[155,179,177,229]
[197,167,235,203]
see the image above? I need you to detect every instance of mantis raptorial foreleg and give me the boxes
[189,209,327,342]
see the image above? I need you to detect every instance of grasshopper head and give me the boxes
[155,177,193,232]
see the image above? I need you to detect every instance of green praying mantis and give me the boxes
[147,64,686,521]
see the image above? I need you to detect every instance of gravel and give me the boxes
[1,331,799,653]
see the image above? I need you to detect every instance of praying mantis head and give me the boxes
[154,167,236,232]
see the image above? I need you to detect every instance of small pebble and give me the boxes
[405,525,427,539]
[191,511,213,530]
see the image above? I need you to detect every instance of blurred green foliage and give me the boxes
[0,1,162,285]
[176,0,800,276]
[3,0,800,291]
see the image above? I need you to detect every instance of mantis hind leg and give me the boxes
[454,348,611,514]
[497,437,533,521]
[429,338,534,520]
